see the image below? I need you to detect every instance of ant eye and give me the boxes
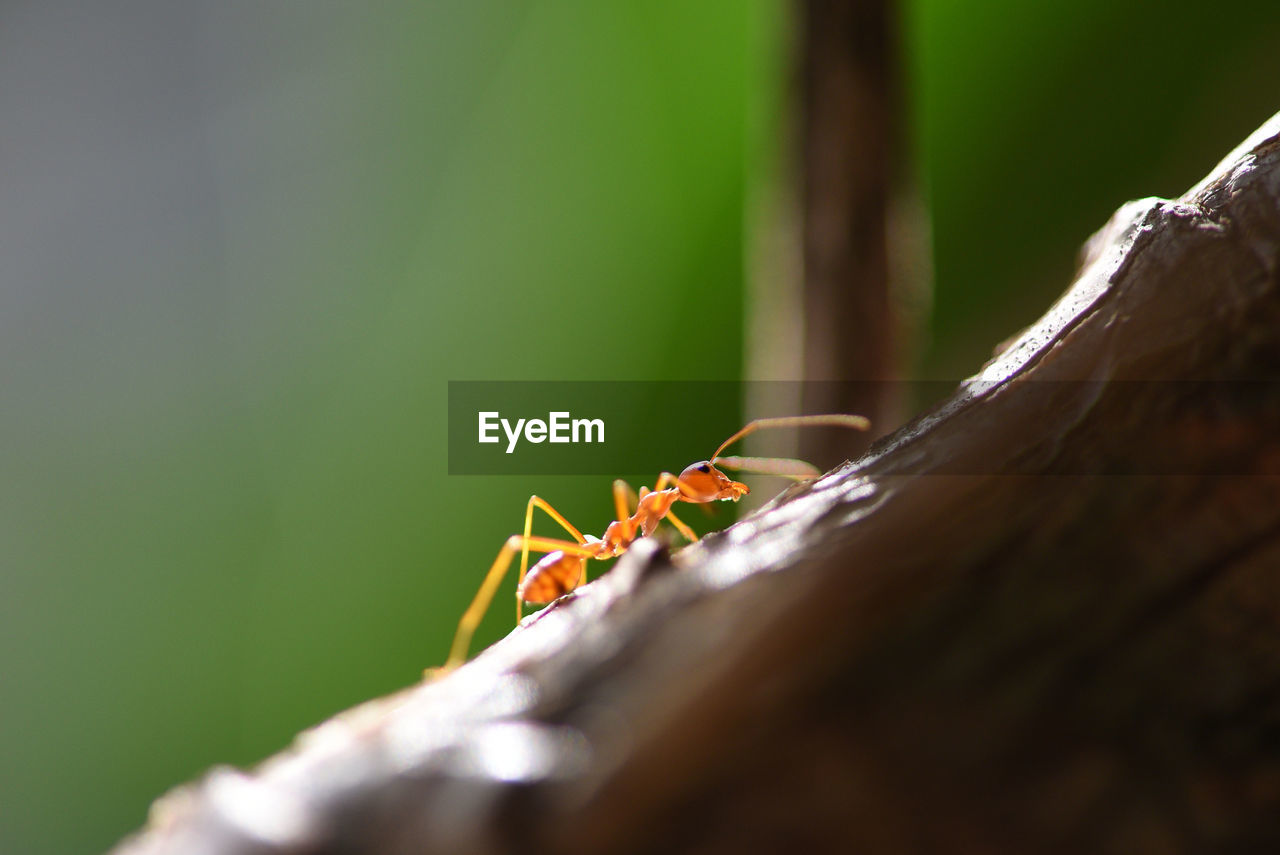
[696,463,711,473]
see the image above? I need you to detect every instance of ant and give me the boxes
[440,414,869,671]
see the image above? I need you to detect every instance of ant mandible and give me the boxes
[441,413,869,670]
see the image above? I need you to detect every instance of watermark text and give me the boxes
[478,411,605,454]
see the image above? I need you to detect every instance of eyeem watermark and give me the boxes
[478,411,605,454]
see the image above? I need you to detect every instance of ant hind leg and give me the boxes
[444,534,597,672]
[518,496,587,622]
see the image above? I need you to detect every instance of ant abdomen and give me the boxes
[518,551,586,604]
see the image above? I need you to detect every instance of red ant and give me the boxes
[441,414,869,670]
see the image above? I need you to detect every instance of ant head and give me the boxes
[677,461,749,503]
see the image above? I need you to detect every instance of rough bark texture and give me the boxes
[112,116,1280,855]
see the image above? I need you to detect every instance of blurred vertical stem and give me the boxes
[797,0,902,468]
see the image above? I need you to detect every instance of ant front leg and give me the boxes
[650,473,699,542]
[617,477,697,542]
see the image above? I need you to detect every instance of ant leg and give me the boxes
[664,508,698,542]
[613,478,639,517]
[711,414,870,460]
[612,479,641,541]
[614,477,695,541]
[649,473,698,541]
[518,496,586,623]
[446,535,597,671]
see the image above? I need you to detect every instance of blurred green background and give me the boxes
[1,2,1277,853]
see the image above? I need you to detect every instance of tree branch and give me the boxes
[799,0,902,466]
[113,114,1280,855]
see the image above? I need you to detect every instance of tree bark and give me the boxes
[113,115,1280,855]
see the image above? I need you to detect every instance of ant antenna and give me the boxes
[710,414,871,462]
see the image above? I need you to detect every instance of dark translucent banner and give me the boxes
[449,381,919,475]
[447,380,1280,476]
